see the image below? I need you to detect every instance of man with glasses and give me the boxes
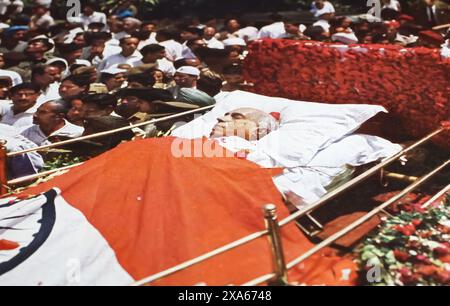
[0,82,41,128]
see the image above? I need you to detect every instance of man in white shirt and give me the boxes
[78,2,107,30]
[156,28,183,62]
[133,44,175,76]
[0,82,41,128]
[31,65,61,105]
[21,101,84,146]
[0,123,44,179]
[29,4,55,31]
[82,32,122,67]
[310,0,336,18]
[98,36,142,71]
[257,21,287,39]
[168,66,201,99]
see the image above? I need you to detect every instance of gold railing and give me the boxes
[131,128,448,286]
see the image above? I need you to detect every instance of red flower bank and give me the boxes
[243,39,449,147]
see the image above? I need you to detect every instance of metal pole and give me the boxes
[421,184,450,209]
[279,127,445,227]
[6,163,84,186]
[8,105,215,157]
[263,204,288,285]
[0,140,7,195]
[286,159,450,270]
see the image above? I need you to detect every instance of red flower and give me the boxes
[415,255,432,264]
[395,224,416,236]
[411,219,422,227]
[434,245,449,257]
[394,250,409,262]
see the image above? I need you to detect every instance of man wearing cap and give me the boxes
[132,44,175,76]
[98,35,142,71]
[25,36,54,62]
[117,87,199,134]
[20,100,84,146]
[202,26,223,49]
[0,25,28,53]
[169,66,201,99]
[99,65,128,93]
[0,82,41,128]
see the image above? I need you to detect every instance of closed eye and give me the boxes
[230,113,245,119]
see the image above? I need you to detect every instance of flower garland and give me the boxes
[358,194,450,286]
[243,39,450,147]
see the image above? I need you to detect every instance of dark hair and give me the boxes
[197,71,223,97]
[156,28,179,40]
[57,43,83,54]
[62,74,91,88]
[127,72,156,87]
[304,26,328,41]
[83,115,134,149]
[31,64,47,79]
[82,93,118,109]
[181,26,203,37]
[10,82,41,94]
[186,38,205,48]
[82,0,99,11]
[173,58,189,69]
[140,44,165,56]
[85,31,112,44]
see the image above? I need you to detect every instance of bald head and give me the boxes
[211,108,279,141]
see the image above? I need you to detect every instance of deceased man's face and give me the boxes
[210,108,277,141]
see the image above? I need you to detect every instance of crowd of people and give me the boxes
[0,0,448,179]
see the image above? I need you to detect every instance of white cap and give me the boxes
[223,37,247,47]
[101,65,128,75]
[176,66,200,77]
[331,32,359,44]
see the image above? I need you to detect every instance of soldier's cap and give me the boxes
[29,34,55,50]
[177,87,215,107]
[72,65,97,76]
[148,101,200,118]
[116,87,173,102]
[88,83,109,94]
[127,63,158,75]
